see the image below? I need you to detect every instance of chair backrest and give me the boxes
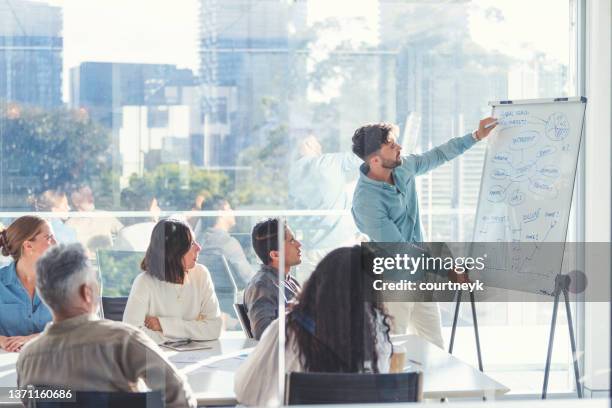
[285,371,422,405]
[101,296,128,321]
[29,389,163,408]
[199,250,238,292]
[199,251,238,319]
[233,303,253,338]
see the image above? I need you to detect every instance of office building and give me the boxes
[0,0,62,108]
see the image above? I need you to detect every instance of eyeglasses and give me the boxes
[30,233,55,243]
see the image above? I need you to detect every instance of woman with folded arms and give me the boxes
[124,218,222,344]
[234,245,393,406]
[0,216,56,352]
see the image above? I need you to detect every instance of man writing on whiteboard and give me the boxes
[351,117,497,348]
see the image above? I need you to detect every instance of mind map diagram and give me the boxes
[474,106,577,287]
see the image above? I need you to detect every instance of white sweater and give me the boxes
[123,263,223,344]
[234,314,392,406]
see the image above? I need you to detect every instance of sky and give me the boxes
[36,0,570,102]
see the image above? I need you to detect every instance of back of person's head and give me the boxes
[36,243,97,315]
[351,123,396,161]
[199,195,229,230]
[141,218,192,284]
[31,189,69,212]
[70,185,95,212]
[120,188,157,226]
[287,246,391,373]
[251,218,281,265]
[0,215,47,262]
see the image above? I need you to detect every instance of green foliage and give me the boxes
[97,250,144,297]
[0,103,112,198]
[236,123,290,207]
[127,163,231,210]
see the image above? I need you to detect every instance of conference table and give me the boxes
[0,332,508,406]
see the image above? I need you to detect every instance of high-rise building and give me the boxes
[0,0,62,108]
[70,62,209,185]
[70,62,198,128]
[378,1,508,241]
[199,0,308,166]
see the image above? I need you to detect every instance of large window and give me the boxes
[1,0,581,397]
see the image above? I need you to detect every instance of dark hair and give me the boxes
[120,188,157,227]
[0,215,47,262]
[287,246,392,373]
[351,123,395,161]
[141,218,192,284]
[199,195,229,230]
[251,218,282,265]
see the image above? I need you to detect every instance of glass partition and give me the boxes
[0,0,590,404]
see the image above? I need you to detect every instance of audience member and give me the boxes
[0,216,55,352]
[196,195,254,289]
[123,218,222,343]
[235,246,393,406]
[32,189,78,244]
[186,190,209,230]
[289,135,362,281]
[17,243,196,408]
[243,219,302,340]
[65,185,123,255]
[113,189,160,252]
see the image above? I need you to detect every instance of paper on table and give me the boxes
[188,353,249,374]
[168,350,212,364]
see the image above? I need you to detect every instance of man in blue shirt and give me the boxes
[351,118,496,347]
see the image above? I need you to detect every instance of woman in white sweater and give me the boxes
[123,218,222,344]
[235,246,393,406]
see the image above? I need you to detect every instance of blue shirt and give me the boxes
[288,152,361,249]
[352,133,477,243]
[0,262,52,336]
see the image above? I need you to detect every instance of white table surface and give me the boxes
[392,334,509,399]
[0,333,508,406]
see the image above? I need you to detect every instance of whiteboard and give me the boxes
[471,97,587,294]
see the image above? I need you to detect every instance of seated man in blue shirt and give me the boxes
[351,118,496,347]
[243,219,302,340]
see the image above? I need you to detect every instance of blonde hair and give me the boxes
[0,216,47,262]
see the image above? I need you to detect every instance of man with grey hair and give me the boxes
[16,243,196,408]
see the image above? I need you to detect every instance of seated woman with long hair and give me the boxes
[235,245,392,406]
[0,216,57,352]
[123,218,222,344]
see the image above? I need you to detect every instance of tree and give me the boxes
[0,102,112,209]
[127,163,230,210]
[236,123,290,207]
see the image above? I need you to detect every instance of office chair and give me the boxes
[29,389,163,408]
[101,296,128,321]
[285,371,422,405]
[233,303,254,338]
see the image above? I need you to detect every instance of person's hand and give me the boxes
[475,117,498,140]
[298,135,322,157]
[448,268,470,284]
[1,334,36,352]
[144,316,162,332]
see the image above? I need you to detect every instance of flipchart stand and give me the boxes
[448,289,484,372]
[448,275,583,399]
[542,274,582,399]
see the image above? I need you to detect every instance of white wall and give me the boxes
[583,0,611,394]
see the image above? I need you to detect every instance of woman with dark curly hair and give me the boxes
[235,245,393,406]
